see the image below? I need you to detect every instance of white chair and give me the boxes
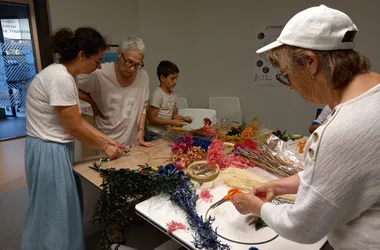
[177,97,188,110]
[178,108,217,130]
[209,96,243,123]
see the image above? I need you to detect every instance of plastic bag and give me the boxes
[266,134,304,173]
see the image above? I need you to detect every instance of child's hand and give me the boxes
[172,120,188,127]
[183,116,193,123]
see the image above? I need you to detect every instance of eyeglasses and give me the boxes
[121,53,144,70]
[276,68,290,85]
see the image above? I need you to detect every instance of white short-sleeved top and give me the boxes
[26,63,79,143]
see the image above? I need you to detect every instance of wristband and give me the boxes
[138,128,145,132]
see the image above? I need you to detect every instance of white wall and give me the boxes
[47,0,140,44]
[47,0,380,134]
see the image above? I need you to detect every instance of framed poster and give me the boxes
[254,25,283,86]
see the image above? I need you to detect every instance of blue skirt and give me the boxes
[22,136,85,250]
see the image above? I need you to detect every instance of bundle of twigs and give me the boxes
[167,126,217,138]
[235,145,298,178]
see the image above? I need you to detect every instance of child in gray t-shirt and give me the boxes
[146,61,192,138]
[309,105,333,133]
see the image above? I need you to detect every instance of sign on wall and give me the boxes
[253,24,283,86]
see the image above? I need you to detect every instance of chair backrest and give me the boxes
[177,97,188,110]
[209,96,243,123]
[178,108,217,130]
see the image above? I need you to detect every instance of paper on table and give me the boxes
[136,183,327,250]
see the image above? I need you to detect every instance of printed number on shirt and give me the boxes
[106,94,137,119]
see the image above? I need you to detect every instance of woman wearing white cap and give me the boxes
[231,5,380,249]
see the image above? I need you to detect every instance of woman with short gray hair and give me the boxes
[77,35,153,149]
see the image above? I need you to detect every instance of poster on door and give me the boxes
[1,19,31,40]
[253,24,283,86]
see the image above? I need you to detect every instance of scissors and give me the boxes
[209,188,242,209]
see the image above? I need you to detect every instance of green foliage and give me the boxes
[272,130,289,142]
[92,164,187,249]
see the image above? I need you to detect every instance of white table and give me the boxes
[135,171,327,250]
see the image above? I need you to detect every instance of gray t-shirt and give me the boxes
[76,63,149,145]
[147,87,178,134]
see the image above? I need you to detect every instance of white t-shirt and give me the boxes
[261,84,380,249]
[26,63,79,143]
[147,87,178,134]
[76,63,149,145]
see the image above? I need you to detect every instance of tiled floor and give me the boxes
[0,138,26,192]
[0,117,26,142]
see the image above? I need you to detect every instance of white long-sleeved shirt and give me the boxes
[261,84,380,250]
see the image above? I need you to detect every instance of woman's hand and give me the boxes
[251,181,277,202]
[105,143,122,160]
[231,193,265,216]
[134,130,154,147]
[107,138,120,148]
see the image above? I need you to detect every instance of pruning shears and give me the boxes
[209,188,242,209]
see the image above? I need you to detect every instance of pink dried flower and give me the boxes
[182,134,194,148]
[227,154,251,168]
[207,138,225,166]
[174,161,186,169]
[171,135,194,153]
[166,220,187,234]
[200,126,217,137]
[199,190,213,203]
[171,142,182,154]
[207,139,251,169]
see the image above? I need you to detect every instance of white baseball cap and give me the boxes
[256,5,358,54]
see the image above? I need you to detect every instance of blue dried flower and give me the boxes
[192,137,212,151]
[157,168,166,175]
[164,163,176,171]
[177,170,185,176]
[170,182,230,250]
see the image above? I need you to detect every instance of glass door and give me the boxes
[0,0,40,118]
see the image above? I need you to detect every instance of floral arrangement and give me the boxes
[191,118,218,138]
[167,117,217,138]
[220,118,266,144]
[170,135,209,168]
[93,163,230,250]
[233,138,258,151]
[240,127,255,138]
[207,138,251,169]
[203,117,212,126]
[171,134,194,154]
[171,147,207,169]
